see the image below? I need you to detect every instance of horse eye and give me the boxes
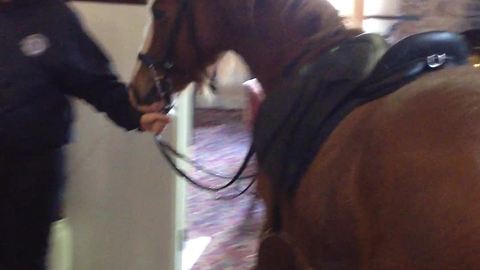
[152,9,166,20]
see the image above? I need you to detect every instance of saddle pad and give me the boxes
[253,32,469,196]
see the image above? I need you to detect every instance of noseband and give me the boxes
[136,0,191,113]
[137,53,175,113]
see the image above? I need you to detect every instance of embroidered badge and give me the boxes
[19,34,50,57]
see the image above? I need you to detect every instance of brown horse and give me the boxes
[130,0,480,269]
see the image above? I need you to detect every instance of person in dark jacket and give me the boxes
[0,0,170,269]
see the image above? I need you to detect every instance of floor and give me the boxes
[184,109,265,270]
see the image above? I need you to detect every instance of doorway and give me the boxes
[182,52,265,270]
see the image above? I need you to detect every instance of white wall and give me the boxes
[392,0,475,41]
[363,0,402,35]
[58,2,188,270]
[326,0,402,35]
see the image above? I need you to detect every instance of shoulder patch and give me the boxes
[19,34,50,57]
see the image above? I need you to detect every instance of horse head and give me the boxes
[128,0,231,108]
[129,0,350,109]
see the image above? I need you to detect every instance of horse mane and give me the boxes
[224,0,355,39]
[279,0,361,68]
[218,0,360,75]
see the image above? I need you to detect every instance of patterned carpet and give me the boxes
[188,109,264,270]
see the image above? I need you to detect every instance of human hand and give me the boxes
[140,113,171,135]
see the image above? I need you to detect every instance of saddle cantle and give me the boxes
[254,31,470,195]
[358,31,469,97]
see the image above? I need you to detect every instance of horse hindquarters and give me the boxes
[272,66,480,270]
[358,67,480,269]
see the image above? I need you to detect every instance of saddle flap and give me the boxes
[254,33,389,193]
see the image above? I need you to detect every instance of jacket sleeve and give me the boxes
[54,8,142,131]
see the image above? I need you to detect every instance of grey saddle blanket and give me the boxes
[253,32,469,195]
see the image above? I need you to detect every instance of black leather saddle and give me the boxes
[253,31,470,195]
[358,31,469,97]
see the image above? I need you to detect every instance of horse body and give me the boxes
[130,0,480,268]
[286,65,480,269]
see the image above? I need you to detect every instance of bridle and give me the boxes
[136,53,174,114]
[135,0,257,199]
[135,0,193,113]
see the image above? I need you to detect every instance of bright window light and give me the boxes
[328,0,354,16]
[182,236,211,270]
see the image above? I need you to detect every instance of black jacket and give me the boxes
[0,0,141,154]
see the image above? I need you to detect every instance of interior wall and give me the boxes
[391,0,478,41]
[363,0,402,35]
[61,2,186,270]
[340,0,474,42]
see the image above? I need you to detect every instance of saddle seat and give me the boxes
[358,31,469,96]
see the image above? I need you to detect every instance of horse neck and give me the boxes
[225,0,350,94]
